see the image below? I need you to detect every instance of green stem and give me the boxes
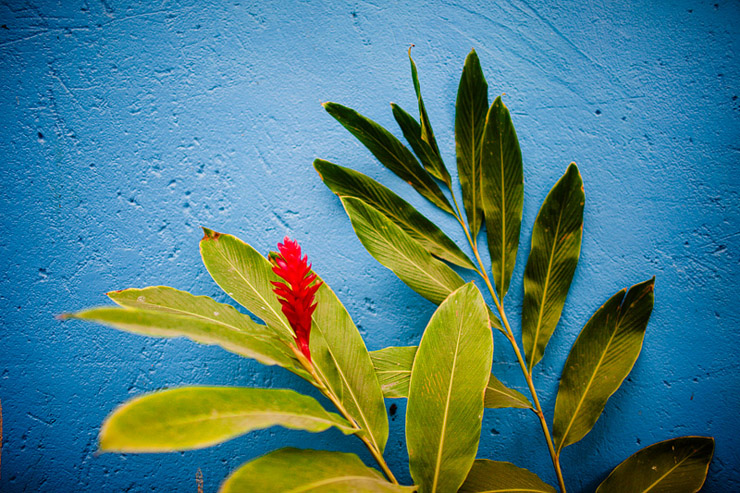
[460,229,567,493]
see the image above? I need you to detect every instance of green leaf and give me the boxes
[341,196,465,305]
[455,49,489,239]
[309,271,390,454]
[553,278,656,452]
[407,283,493,493]
[315,159,474,269]
[522,163,584,370]
[200,230,389,453]
[199,228,293,340]
[323,101,453,214]
[370,346,529,409]
[484,373,532,410]
[370,346,417,398]
[595,436,714,493]
[481,96,524,299]
[459,460,556,493]
[391,103,450,186]
[409,49,442,161]
[99,387,355,453]
[63,287,305,377]
[220,448,415,493]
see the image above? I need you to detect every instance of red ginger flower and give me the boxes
[270,237,322,362]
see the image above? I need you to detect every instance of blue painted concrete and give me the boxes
[1,1,738,491]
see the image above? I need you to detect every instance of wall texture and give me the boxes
[1,0,738,491]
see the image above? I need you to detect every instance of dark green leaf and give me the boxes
[596,436,714,493]
[369,346,416,399]
[481,96,523,299]
[63,286,305,377]
[407,283,493,493]
[522,163,584,370]
[370,346,528,409]
[323,101,453,214]
[315,159,474,269]
[455,49,489,238]
[484,373,532,410]
[99,387,355,453]
[553,278,655,452]
[341,197,465,305]
[220,448,415,493]
[460,459,556,493]
[392,103,450,186]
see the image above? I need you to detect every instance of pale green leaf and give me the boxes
[323,101,453,214]
[481,96,523,299]
[341,196,465,305]
[407,283,493,493]
[553,278,655,452]
[315,159,474,269]
[370,346,416,398]
[455,49,489,239]
[522,163,584,370]
[596,436,714,493]
[220,448,415,493]
[99,387,355,453]
[460,459,556,493]
[199,228,293,339]
[370,346,529,409]
[63,287,304,377]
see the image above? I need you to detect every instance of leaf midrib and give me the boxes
[642,450,699,492]
[141,409,347,431]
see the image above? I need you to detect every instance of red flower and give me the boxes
[270,237,322,362]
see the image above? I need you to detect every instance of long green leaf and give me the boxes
[315,159,474,269]
[99,387,355,453]
[392,103,450,186]
[200,230,389,453]
[460,459,556,493]
[522,163,584,370]
[199,228,293,339]
[369,346,416,398]
[455,49,489,238]
[409,48,442,160]
[553,278,655,452]
[596,436,714,493]
[341,197,464,305]
[309,272,390,454]
[220,448,415,493]
[323,102,453,214]
[481,95,523,299]
[370,346,530,409]
[62,288,304,376]
[407,283,493,493]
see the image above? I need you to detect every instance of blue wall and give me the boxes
[1,1,738,491]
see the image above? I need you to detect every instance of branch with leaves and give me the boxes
[60,49,713,492]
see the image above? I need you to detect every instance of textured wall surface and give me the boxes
[1,0,738,491]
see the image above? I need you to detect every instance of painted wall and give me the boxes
[1,1,738,491]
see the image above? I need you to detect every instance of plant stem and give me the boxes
[305,360,399,484]
[461,231,567,492]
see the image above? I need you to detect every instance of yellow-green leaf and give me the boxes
[596,436,714,493]
[315,159,474,269]
[460,459,556,493]
[481,96,523,299]
[455,49,489,239]
[522,163,584,370]
[323,101,453,214]
[407,283,493,493]
[220,448,415,493]
[553,278,655,453]
[99,387,355,453]
[392,102,450,186]
[484,373,532,410]
[341,197,465,305]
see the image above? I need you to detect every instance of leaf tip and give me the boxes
[55,313,72,321]
[201,227,221,242]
